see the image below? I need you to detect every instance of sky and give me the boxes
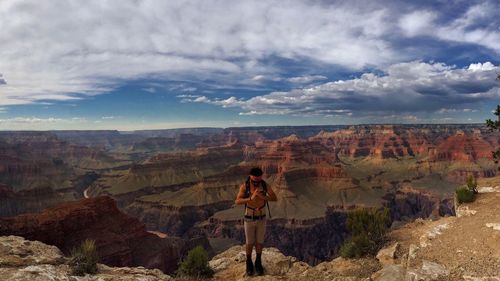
[0,0,499,130]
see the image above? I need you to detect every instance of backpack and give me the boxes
[244,176,272,218]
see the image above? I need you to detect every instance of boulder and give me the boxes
[376,243,399,265]
[371,264,405,281]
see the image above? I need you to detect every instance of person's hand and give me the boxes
[250,189,266,200]
[250,189,259,200]
[256,189,266,200]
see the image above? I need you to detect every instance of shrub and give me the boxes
[456,186,475,203]
[69,239,99,276]
[340,208,390,258]
[466,175,478,194]
[177,246,213,278]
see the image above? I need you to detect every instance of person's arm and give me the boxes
[235,184,257,205]
[264,185,278,201]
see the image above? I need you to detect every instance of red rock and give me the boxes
[0,196,211,274]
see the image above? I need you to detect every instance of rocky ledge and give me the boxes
[1,185,498,281]
[0,196,210,274]
[385,185,500,281]
[208,185,500,281]
[0,235,173,281]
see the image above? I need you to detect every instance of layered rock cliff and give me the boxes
[0,132,128,210]
[0,196,211,274]
[0,179,500,281]
[81,125,497,265]
[1,183,498,281]
[0,235,174,281]
[1,125,497,268]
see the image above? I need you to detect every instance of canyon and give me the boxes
[0,196,209,274]
[0,124,498,269]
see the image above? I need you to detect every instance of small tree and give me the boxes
[456,186,475,203]
[340,208,390,258]
[177,246,213,278]
[69,239,99,276]
[486,104,500,165]
[455,175,477,204]
[466,175,478,194]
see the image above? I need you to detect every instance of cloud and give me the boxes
[0,0,403,105]
[0,74,5,85]
[437,108,479,113]
[468,62,496,71]
[142,87,156,93]
[399,10,438,37]
[399,2,500,52]
[287,75,328,84]
[183,61,499,118]
[0,117,63,124]
[250,75,283,83]
[0,0,498,108]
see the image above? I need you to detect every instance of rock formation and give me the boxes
[0,235,173,281]
[0,196,211,274]
[0,182,499,280]
[1,125,497,267]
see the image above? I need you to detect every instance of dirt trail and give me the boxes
[390,185,500,280]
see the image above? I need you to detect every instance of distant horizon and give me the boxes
[0,122,490,133]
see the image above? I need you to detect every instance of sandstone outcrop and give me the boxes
[1,183,498,280]
[0,235,173,281]
[385,185,500,280]
[2,125,497,269]
[0,196,211,274]
[208,245,378,281]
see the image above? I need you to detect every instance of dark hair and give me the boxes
[249,167,263,177]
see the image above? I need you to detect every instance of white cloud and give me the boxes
[142,87,156,93]
[287,75,328,84]
[0,117,91,130]
[437,108,478,113]
[400,3,500,52]
[0,0,498,109]
[0,117,62,124]
[184,61,499,118]
[468,62,496,71]
[399,10,437,37]
[250,75,283,83]
[176,94,201,98]
[251,75,268,82]
[0,0,404,106]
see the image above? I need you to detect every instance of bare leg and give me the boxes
[255,243,263,254]
[246,243,254,256]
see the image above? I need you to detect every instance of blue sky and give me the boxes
[0,0,499,130]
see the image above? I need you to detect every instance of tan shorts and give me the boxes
[244,218,267,245]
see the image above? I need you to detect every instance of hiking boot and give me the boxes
[246,258,254,276]
[255,258,264,276]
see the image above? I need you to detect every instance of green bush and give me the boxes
[69,239,99,276]
[340,208,390,258]
[466,175,478,194]
[456,186,475,203]
[177,246,213,278]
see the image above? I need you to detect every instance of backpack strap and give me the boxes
[244,178,271,219]
[262,181,272,219]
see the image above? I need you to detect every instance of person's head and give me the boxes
[249,167,263,183]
